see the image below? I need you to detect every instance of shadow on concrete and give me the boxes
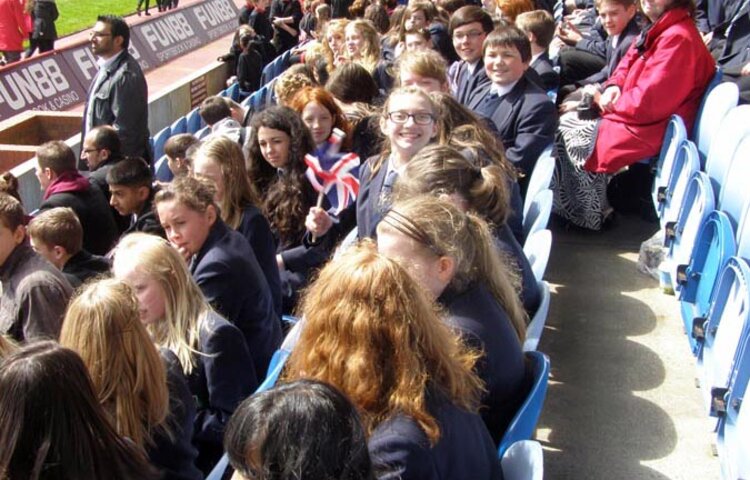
[538,216,677,479]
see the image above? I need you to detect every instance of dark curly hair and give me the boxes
[247,107,317,248]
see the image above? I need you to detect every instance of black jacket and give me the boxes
[62,250,110,288]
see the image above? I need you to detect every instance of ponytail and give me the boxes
[469,164,511,227]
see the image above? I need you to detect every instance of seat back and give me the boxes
[718,134,750,232]
[170,116,187,136]
[523,281,551,352]
[523,144,555,220]
[717,333,750,480]
[186,107,203,134]
[152,126,171,161]
[652,115,687,215]
[680,211,737,355]
[257,348,291,393]
[661,140,699,229]
[226,82,240,102]
[501,440,544,480]
[666,172,715,291]
[693,79,738,163]
[699,257,750,415]
[498,351,550,457]
[523,229,552,283]
[704,105,750,203]
[523,189,553,238]
[154,155,174,183]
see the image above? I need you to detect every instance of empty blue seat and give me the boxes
[693,74,737,164]
[718,134,750,232]
[498,351,550,457]
[152,126,171,162]
[523,281,550,352]
[524,144,555,221]
[704,105,750,204]
[660,140,699,230]
[523,229,552,283]
[501,440,544,480]
[716,332,750,480]
[679,211,737,355]
[186,107,203,134]
[170,116,187,136]
[697,256,750,416]
[652,115,688,215]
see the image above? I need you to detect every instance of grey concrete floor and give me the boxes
[537,214,721,479]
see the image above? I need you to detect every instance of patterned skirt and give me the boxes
[551,113,612,231]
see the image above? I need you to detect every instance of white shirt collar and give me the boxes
[97,49,125,71]
[530,52,544,65]
[610,34,621,50]
[467,59,481,76]
[490,79,520,98]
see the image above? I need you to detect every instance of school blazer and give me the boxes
[449,59,492,107]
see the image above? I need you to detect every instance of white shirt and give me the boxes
[490,79,520,98]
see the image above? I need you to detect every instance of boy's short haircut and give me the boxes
[483,25,532,63]
[164,134,200,160]
[199,96,232,125]
[449,5,494,35]
[516,10,556,49]
[90,126,122,156]
[28,207,83,255]
[36,141,76,175]
[106,157,153,188]
[396,50,448,84]
[0,193,25,231]
[594,0,637,9]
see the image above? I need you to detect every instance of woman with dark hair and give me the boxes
[553,0,715,230]
[225,379,376,480]
[0,341,159,480]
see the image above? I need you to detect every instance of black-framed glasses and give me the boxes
[387,111,435,125]
[81,148,102,155]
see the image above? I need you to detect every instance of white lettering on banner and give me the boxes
[194,0,235,29]
[142,14,195,51]
[0,59,71,111]
[72,48,97,81]
[155,36,202,62]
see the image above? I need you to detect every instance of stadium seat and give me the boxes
[652,115,687,215]
[523,144,555,220]
[205,455,229,480]
[696,257,750,416]
[154,155,174,183]
[226,82,241,102]
[662,172,715,292]
[523,281,550,352]
[523,189,553,239]
[716,332,750,480]
[523,229,552,282]
[717,135,750,231]
[497,351,550,457]
[257,348,290,392]
[170,116,187,136]
[693,79,738,164]
[186,107,203,134]
[501,440,544,480]
[679,211,737,355]
[660,140,699,231]
[151,126,171,161]
[704,105,750,203]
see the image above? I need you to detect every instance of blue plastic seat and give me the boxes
[523,189,553,239]
[660,140,699,230]
[523,229,552,283]
[170,116,187,136]
[497,351,550,457]
[523,281,550,352]
[186,107,203,134]
[153,155,174,183]
[226,82,240,102]
[716,332,750,480]
[697,257,750,416]
[501,440,544,480]
[151,126,171,162]
[693,70,736,163]
[718,134,750,232]
[523,144,555,220]
[663,172,715,292]
[652,115,687,216]
[704,105,750,203]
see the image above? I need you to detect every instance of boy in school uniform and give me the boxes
[106,157,165,238]
[516,9,560,92]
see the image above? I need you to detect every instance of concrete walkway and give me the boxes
[538,215,721,479]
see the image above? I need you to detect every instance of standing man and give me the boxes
[82,15,150,162]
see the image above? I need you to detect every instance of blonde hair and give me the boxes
[59,278,169,449]
[322,19,349,71]
[395,49,448,86]
[381,195,526,342]
[285,242,483,444]
[196,137,260,230]
[112,233,209,375]
[274,73,315,107]
[344,20,381,73]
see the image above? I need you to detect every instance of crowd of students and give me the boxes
[0,0,746,478]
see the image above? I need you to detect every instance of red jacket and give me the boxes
[585,8,716,174]
[0,0,28,51]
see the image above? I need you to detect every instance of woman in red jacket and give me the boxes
[553,0,715,230]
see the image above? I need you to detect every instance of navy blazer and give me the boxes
[528,51,560,92]
[495,224,541,317]
[580,17,641,86]
[236,205,282,317]
[439,283,528,445]
[369,390,503,480]
[149,349,202,480]
[188,310,256,473]
[190,220,280,378]
[449,59,492,107]
[62,250,110,288]
[469,75,558,194]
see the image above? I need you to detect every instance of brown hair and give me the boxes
[284,242,483,444]
[289,86,353,150]
[154,175,219,216]
[495,0,535,22]
[483,24,532,63]
[448,5,493,35]
[164,133,200,160]
[36,140,76,174]
[515,10,556,49]
[28,207,83,255]
[395,49,448,86]
[0,192,25,230]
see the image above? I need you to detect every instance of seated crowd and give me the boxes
[1,0,742,477]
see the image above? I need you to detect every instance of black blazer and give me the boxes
[439,283,529,445]
[188,310,257,473]
[469,75,558,194]
[528,51,560,92]
[369,390,503,480]
[62,250,110,288]
[580,17,641,86]
[237,205,282,317]
[190,220,280,378]
[124,197,165,238]
[449,59,492,107]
